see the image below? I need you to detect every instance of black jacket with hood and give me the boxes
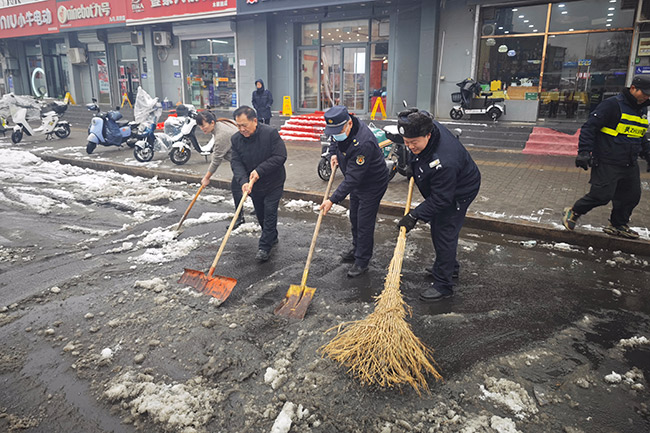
[252,79,274,120]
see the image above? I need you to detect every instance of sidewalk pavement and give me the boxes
[28,125,650,256]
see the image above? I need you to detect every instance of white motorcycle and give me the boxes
[168,106,216,165]
[11,101,71,144]
[133,115,185,163]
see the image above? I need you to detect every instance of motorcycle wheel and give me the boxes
[450,108,463,120]
[170,147,191,165]
[387,154,399,181]
[134,146,154,162]
[488,107,502,121]
[54,124,71,139]
[317,157,331,181]
[86,141,97,154]
[11,130,23,144]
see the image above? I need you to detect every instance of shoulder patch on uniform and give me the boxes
[353,139,359,146]
[356,155,365,165]
[429,158,443,170]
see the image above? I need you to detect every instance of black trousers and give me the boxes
[429,194,476,293]
[257,117,270,125]
[572,163,641,227]
[349,182,389,268]
[231,176,243,218]
[251,186,283,252]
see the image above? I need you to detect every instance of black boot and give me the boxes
[340,248,355,262]
[233,216,245,230]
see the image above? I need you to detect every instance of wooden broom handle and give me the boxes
[177,184,204,230]
[404,177,415,215]
[207,182,252,277]
[300,166,338,287]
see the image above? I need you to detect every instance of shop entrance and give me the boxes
[89,51,111,105]
[116,44,140,107]
[320,44,367,111]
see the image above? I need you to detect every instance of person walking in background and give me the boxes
[252,79,273,125]
[395,108,481,302]
[197,111,244,228]
[230,106,287,262]
[319,105,389,278]
[562,75,650,239]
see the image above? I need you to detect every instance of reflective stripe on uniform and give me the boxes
[600,122,648,138]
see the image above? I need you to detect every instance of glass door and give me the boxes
[342,46,366,111]
[298,48,319,110]
[321,45,341,109]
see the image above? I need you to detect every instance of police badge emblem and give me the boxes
[356,155,365,165]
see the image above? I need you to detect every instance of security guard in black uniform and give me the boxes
[396,109,481,302]
[562,75,650,239]
[320,105,389,278]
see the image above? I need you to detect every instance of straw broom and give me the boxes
[319,177,442,395]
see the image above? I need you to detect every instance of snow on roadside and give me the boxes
[182,212,232,227]
[479,376,538,420]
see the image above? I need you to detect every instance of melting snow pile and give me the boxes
[182,212,232,227]
[104,371,220,433]
[232,222,261,236]
[617,336,649,348]
[284,199,317,212]
[479,376,538,420]
[132,227,201,263]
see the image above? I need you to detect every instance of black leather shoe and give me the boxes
[424,266,459,279]
[419,286,453,302]
[255,249,270,262]
[233,217,245,230]
[340,248,355,262]
[347,264,368,278]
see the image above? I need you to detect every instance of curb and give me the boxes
[37,153,650,257]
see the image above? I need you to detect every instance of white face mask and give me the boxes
[332,131,348,142]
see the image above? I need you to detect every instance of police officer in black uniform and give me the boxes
[562,75,650,239]
[320,106,389,278]
[396,109,481,302]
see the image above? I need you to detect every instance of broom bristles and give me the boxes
[320,230,443,395]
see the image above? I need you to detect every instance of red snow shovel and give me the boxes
[274,166,338,319]
[178,188,250,304]
[176,184,205,232]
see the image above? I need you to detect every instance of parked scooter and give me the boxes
[85,100,138,154]
[450,78,505,121]
[168,105,216,165]
[10,100,70,144]
[133,116,184,163]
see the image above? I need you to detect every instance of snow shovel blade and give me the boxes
[274,284,315,319]
[178,268,237,304]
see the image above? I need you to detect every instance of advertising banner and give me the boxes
[57,0,127,29]
[128,0,234,23]
[0,0,58,38]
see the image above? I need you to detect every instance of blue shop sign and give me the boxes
[634,66,650,74]
[174,72,181,78]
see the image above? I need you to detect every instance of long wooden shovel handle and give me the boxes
[398,177,416,237]
[299,166,338,287]
[177,184,205,231]
[207,185,251,277]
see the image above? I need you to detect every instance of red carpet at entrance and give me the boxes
[522,127,580,156]
[279,112,326,141]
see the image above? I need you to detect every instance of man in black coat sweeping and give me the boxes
[396,108,481,302]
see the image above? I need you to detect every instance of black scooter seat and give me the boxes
[489,98,505,103]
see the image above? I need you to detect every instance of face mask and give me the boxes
[332,131,348,142]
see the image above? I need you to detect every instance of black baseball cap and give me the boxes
[632,75,650,95]
[323,106,351,135]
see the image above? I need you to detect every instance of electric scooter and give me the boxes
[132,115,184,163]
[450,78,505,121]
[10,101,70,144]
[85,100,138,154]
[168,105,216,165]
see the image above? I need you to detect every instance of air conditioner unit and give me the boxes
[131,31,144,46]
[153,31,172,47]
[68,48,87,64]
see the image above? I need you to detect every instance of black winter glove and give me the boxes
[575,151,592,171]
[404,165,413,179]
[397,213,417,233]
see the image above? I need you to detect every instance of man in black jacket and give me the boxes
[396,109,481,302]
[320,105,389,277]
[562,75,650,239]
[252,79,273,125]
[231,106,287,262]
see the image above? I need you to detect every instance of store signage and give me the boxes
[174,72,181,78]
[635,66,650,74]
[0,0,47,10]
[0,0,58,37]
[57,0,127,28]
[127,0,234,23]
[578,59,591,66]
[485,38,496,47]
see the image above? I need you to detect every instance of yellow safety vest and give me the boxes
[600,113,648,138]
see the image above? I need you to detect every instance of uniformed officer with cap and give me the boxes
[396,108,481,302]
[320,105,389,278]
[562,75,650,239]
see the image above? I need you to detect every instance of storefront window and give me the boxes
[549,0,634,32]
[540,31,631,119]
[299,48,318,109]
[369,42,388,112]
[182,37,236,109]
[116,44,140,106]
[301,23,319,46]
[481,4,548,36]
[322,20,369,44]
[371,18,389,42]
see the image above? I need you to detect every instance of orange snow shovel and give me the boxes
[176,184,205,232]
[178,188,250,304]
[274,166,338,319]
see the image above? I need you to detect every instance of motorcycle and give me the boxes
[85,99,138,154]
[167,105,216,165]
[133,116,184,163]
[10,100,70,144]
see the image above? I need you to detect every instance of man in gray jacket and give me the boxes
[197,111,243,228]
